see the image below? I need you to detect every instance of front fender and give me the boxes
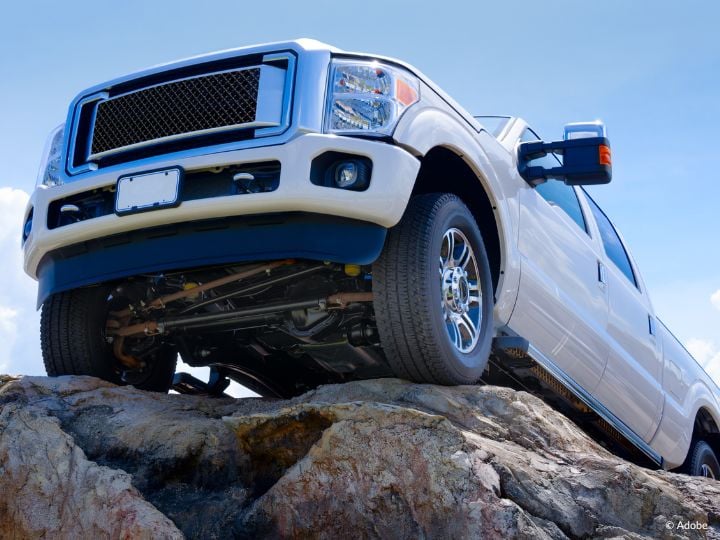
[393,93,523,326]
[654,377,720,468]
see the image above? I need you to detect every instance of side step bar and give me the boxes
[491,336,664,467]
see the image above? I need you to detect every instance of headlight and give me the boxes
[36,124,65,188]
[324,60,419,136]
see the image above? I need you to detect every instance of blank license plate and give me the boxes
[116,168,182,215]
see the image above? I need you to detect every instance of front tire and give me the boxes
[41,285,177,392]
[373,193,494,385]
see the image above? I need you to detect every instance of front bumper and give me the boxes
[24,133,420,280]
[35,212,387,308]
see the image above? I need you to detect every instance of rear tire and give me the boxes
[681,439,720,479]
[41,285,176,392]
[373,193,494,385]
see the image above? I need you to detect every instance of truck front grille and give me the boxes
[90,68,261,159]
[66,52,294,172]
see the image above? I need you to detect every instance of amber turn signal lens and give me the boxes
[599,145,612,166]
[396,78,419,107]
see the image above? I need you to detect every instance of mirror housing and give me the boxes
[563,120,606,141]
[518,136,612,186]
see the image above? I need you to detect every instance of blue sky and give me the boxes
[1,0,718,387]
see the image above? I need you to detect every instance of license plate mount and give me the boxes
[115,167,182,215]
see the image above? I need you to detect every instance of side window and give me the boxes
[586,195,638,288]
[520,129,588,233]
[535,181,588,233]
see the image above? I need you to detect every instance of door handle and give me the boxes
[597,261,607,288]
[648,315,656,337]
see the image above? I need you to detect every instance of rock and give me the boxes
[0,375,718,539]
[0,377,182,539]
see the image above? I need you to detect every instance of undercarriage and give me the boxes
[41,194,496,397]
[104,259,390,397]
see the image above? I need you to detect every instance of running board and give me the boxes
[491,336,663,467]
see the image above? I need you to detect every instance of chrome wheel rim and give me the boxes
[439,228,482,353]
[700,463,716,479]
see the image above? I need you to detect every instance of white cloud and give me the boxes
[0,187,42,377]
[711,289,720,312]
[0,306,19,373]
[0,306,18,333]
[0,306,19,368]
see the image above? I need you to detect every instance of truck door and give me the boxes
[509,129,609,391]
[581,193,664,441]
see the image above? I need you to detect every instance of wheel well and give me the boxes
[412,146,502,291]
[692,407,720,457]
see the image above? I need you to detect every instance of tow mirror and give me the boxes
[518,122,612,186]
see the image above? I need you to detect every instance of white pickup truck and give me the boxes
[23,39,720,477]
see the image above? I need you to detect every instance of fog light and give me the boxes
[23,218,32,242]
[335,161,359,188]
[22,209,33,244]
[310,152,372,191]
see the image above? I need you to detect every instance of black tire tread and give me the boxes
[42,287,107,378]
[374,193,492,385]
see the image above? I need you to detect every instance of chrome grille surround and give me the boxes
[89,67,262,159]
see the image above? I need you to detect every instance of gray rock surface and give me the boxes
[0,374,718,539]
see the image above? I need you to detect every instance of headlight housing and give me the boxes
[36,124,65,188]
[324,60,419,136]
